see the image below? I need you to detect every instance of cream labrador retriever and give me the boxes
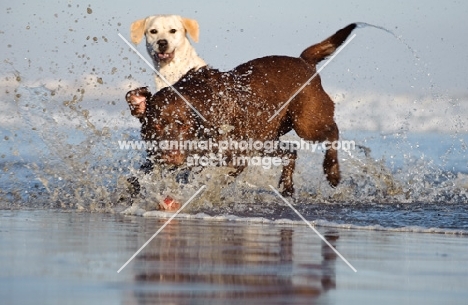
[130,15,207,91]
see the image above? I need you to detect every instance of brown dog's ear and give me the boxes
[130,18,146,44]
[181,18,200,43]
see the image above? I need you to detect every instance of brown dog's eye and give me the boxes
[149,29,158,34]
[169,29,177,34]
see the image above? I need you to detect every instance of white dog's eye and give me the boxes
[149,29,158,34]
[169,29,177,34]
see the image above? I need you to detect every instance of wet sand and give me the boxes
[1,210,467,305]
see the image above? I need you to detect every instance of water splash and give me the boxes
[1,86,467,212]
[355,22,420,60]
[0,86,140,211]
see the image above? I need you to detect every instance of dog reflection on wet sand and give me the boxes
[130,223,338,302]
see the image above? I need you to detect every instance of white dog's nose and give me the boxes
[157,39,168,52]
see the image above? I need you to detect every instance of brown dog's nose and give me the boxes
[157,39,168,52]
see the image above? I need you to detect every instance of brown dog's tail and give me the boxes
[300,23,357,65]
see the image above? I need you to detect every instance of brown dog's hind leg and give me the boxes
[278,150,297,197]
[322,122,341,187]
[293,110,342,188]
[323,145,341,187]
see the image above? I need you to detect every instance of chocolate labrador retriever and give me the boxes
[126,23,357,196]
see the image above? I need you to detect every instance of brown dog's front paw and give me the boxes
[125,87,152,118]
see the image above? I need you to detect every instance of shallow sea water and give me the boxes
[1,210,467,305]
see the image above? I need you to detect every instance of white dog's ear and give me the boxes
[181,18,200,43]
[130,18,146,44]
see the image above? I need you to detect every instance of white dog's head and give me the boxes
[130,15,200,66]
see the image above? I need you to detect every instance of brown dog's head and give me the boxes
[145,88,201,166]
[144,67,234,166]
